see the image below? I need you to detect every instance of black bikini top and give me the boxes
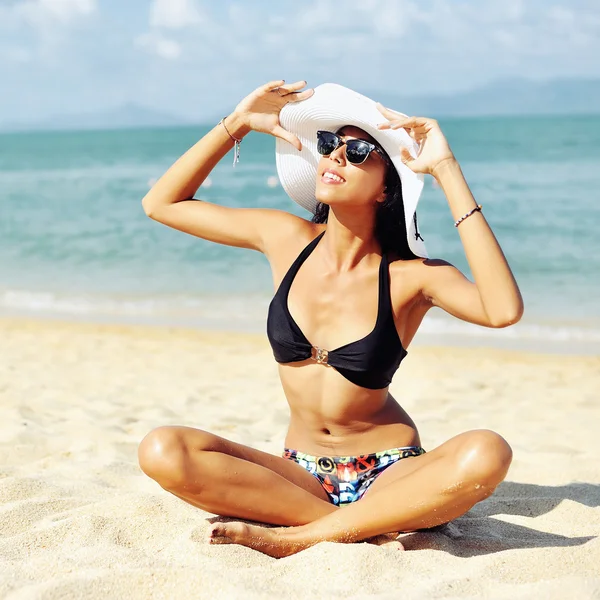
[267,231,407,390]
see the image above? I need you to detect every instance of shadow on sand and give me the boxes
[402,480,598,556]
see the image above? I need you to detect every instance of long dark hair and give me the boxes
[311,143,423,261]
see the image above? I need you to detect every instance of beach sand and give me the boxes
[0,316,598,599]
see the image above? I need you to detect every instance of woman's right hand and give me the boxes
[232,80,314,150]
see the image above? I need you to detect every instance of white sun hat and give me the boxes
[275,82,428,258]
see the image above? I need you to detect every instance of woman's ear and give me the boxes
[376,187,387,204]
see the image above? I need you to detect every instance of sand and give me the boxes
[0,316,599,599]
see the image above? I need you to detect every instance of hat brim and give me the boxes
[275,83,428,258]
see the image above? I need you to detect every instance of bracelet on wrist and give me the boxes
[219,116,243,167]
[454,204,482,227]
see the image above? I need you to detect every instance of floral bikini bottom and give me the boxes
[282,446,426,506]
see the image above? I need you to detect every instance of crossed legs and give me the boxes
[138,426,338,526]
[138,427,512,558]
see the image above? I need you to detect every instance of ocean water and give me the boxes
[1,116,600,353]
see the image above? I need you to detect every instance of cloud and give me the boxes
[149,0,206,29]
[287,0,600,57]
[0,0,97,67]
[13,0,96,27]
[135,0,225,65]
[295,0,423,39]
[136,0,211,61]
[135,32,182,60]
[2,0,600,124]
[127,0,600,105]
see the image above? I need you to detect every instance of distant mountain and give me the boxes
[369,77,600,118]
[0,103,191,133]
[2,78,599,133]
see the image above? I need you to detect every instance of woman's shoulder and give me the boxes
[388,253,454,305]
[261,213,323,261]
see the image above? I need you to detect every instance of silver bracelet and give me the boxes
[454,204,482,227]
[219,116,242,167]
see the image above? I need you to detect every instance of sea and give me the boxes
[1,116,599,354]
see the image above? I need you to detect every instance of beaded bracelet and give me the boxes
[454,204,482,227]
[219,116,242,167]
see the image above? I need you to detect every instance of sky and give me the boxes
[1,0,599,124]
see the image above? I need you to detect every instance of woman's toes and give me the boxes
[207,522,250,545]
[381,540,405,550]
[365,534,405,550]
[207,523,232,544]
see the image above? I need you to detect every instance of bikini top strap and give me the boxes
[278,231,326,292]
[377,252,394,324]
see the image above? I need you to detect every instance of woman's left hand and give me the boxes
[376,104,455,176]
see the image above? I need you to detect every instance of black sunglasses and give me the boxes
[316,130,388,165]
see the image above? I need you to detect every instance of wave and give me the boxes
[1,288,599,353]
[0,289,268,326]
[417,313,600,343]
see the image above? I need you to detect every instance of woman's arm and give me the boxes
[424,158,523,327]
[377,108,523,327]
[142,80,313,253]
[142,112,250,214]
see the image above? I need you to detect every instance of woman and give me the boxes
[138,79,523,558]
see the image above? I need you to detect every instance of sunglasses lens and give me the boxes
[345,140,371,164]
[316,131,382,165]
[316,131,338,156]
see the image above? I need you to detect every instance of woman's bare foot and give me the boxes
[207,522,311,558]
[364,533,405,550]
[207,522,405,557]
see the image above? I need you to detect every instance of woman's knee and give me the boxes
[138,426,213,488]
[455,429,513,489]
